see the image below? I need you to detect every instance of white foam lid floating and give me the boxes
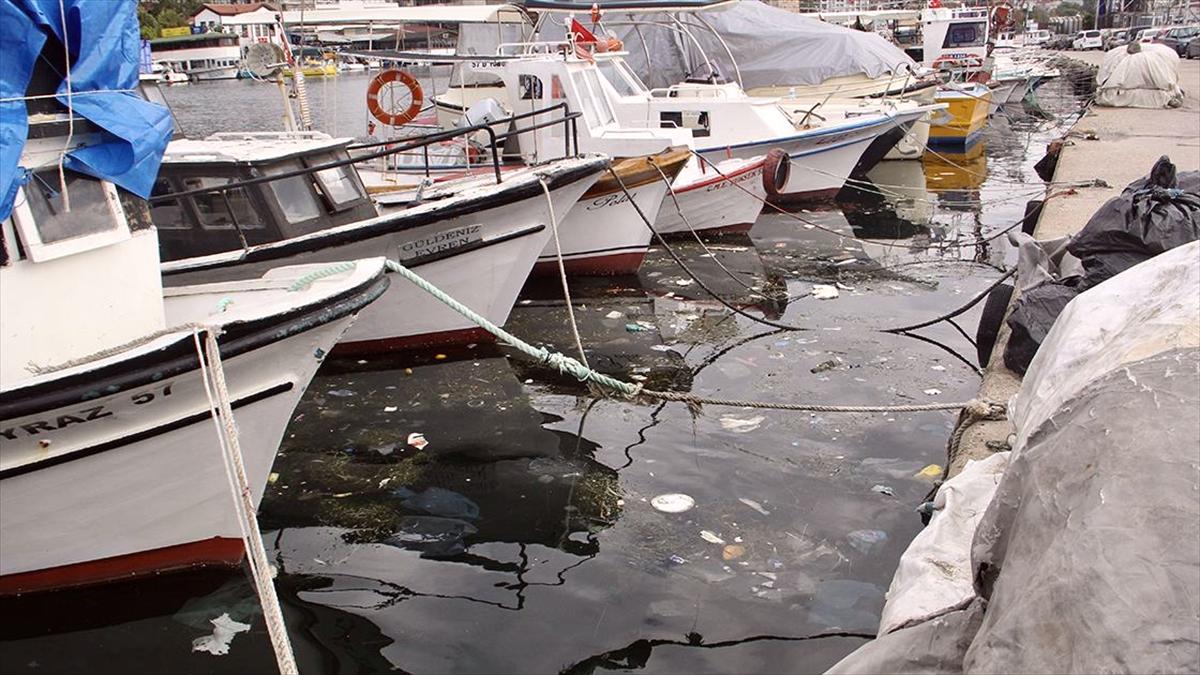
[651,493,695,513]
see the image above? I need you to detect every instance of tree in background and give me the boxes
[138,0,205,37]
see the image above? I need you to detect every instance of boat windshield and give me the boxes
[596,59,648,97]
[572,68,618,128]
[263,160,323,226]
[944,22,987,48]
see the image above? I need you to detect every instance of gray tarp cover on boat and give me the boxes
[829,241,1200,674]
[537,0,915,89]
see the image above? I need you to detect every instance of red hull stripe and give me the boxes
[332,326,497,355]
[673,161,765,194]
[0,537,245,596]
[532,251,647,277]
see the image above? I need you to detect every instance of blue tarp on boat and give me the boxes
[0,0,173,221]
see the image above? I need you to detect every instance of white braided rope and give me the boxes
[538,178,589,369]
[195,330,298,675]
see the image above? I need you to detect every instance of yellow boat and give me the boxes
[928,83,991,150]
[284,60,338,78]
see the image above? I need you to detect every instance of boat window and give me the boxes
[572,69,616,128]
[943,22,987,48]
[263,160,322,224]
[659,110,710,137]
[24,169,117,244]
[309,154,367,210]
[150,178,191,230]
[519,74,544,100]
[179,176,266,234]
[597,60,645,98]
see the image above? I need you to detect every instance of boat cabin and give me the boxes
[153,132,376,261]
[919,7,990,71]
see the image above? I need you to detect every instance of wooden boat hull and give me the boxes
[0,262,389,594]
[929,84,991,149]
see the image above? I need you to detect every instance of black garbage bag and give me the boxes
[1067,156,1200,289]
[1003,281,1082,375]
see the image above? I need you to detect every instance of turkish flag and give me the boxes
[571,18,598,45]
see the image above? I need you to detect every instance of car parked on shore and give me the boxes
[1073,29,1103,50]
[1155,25,1200,56]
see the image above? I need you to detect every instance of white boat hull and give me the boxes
[696,114,902,200]
[166,159,606,350]
[654,158,766,235]
[0,262,388,593]
[535,178,667,276]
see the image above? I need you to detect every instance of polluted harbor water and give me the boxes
[12,1,1187,674]
[0,70,1097,674]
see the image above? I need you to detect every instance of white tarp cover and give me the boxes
[1096,42,1184,108]
[539,0,915,89]
[828,241,1200,674]
[875,452,1010,636]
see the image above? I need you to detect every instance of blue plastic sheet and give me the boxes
[0,0,173,221]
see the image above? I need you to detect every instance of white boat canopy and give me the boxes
[280,3,529,27]
[526,0,917,90]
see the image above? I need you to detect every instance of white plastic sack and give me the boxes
[876,452,1010,636]
[1095,42,1184,108]
[1010,240,1200,457]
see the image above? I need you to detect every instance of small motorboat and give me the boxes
[0,4,389,594]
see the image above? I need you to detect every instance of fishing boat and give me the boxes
[473,49,771,239]
[153,129,610,349]
[918,6,993,149]
[0,1,390,594]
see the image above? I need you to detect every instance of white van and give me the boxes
[1073,29,1103,50]
[1027,29,1052,46]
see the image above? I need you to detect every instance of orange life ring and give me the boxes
[366,69,424,127]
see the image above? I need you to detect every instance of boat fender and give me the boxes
[762,149,791,198]
[367,69,424,128]
[975,282,1014,368]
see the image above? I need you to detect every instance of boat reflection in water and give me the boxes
[260,347,623,616]
[922,142,988,203]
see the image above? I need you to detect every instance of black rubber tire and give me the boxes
[762,148,791,198]
[976,282,1015,368]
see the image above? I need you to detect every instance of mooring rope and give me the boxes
[382,258,994,414]
[194,329,298,675]
[538,178,590,367]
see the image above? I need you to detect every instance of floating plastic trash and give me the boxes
[722,544,746,561]
[916,464,944,479]
[871,484,896,497]
[407,432,428,450]
[812,284,840,300]
[720,414,765,433]
[700,530,726,545]
[738,498,770,516]
[651,493,695,513]
[191,613,251,656]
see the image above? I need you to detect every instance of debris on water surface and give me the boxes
[406,432,428,450]
[722,544,746,561]
[923,388,942,396]
[625,322,652,332]
[605,310,623,319]
[668,554,688,565]
[812,284,840,300]
[267,472,279,484]
[871,484,896,497]
[700,530,726,545]
[719,414,765,433]
[383,406,398,413]
[916,464,944,479]
[931,364,947,371]
[191,613,251,656]
[327,389,354,398]
[651,493,695,513]
[385,516,478,558]
[738,498,771,516]
[847,529,888,554]
[650,344,675,352]
[394,486,480,520]
[674,279,693,286]
[810,358,841,374]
